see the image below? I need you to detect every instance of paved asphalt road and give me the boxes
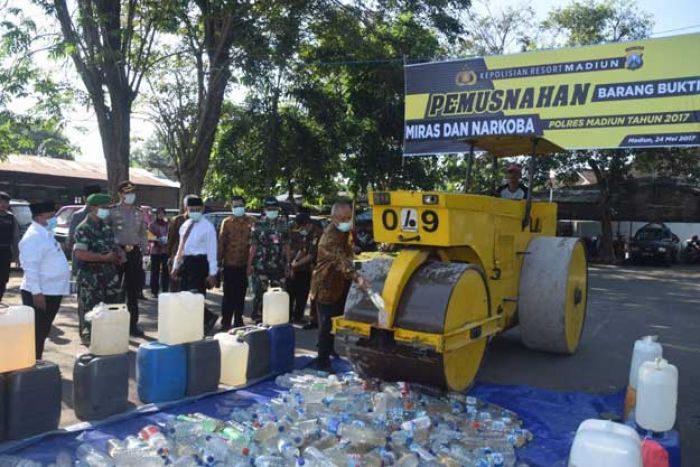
[1,264,698,465]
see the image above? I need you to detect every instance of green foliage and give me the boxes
[0,3,73,159]
[0,112,76,159]
[543,0,653,46]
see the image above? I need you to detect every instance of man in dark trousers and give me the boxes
[288,209,322,325]
[170,196,219,332]
[19,201,70,358]
[309,201,370,372]
[148,207,170,297]
[167,194,193,292]
[109,181,148,336]
[0,191,19,304]
[218,195,254,330]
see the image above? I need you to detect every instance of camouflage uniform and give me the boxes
[73,216,122,337]
[288,221,323,322]
[250,218,290,318]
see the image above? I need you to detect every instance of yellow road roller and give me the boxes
[333,136,588,391]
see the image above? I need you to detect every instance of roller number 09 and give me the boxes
[381,209,439,233]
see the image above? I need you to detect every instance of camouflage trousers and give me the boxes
[76,265,122,337]
[250,272,285,320]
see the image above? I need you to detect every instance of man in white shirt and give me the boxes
[171,196,218,332]
[19,201,70,359]
[498,164,529,200]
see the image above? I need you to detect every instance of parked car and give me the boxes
[9,200,32,239]
[354,208,376,251]
[54,205,83,254]
[629,223,681,266]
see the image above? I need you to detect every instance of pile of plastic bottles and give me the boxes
[1,369,532,467]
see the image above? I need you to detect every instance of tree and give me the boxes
[0,2,74,159]
[0,112,76,159]
[144,1,264,196]
[131,134,177,178]
[36,0,167,193]
[542,0,654,261]
[294,1,469,196]
[458,1,537,55]
[543,0,652,47]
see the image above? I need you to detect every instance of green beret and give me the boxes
[86,193,112,206]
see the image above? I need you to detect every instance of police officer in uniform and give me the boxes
[73,193,124,343]
[109,181,148,336]
[0,192,19,304]
[247,197,291,323]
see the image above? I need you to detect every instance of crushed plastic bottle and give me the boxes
[11,368,533,467]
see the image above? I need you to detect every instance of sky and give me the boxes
[7,0,700,164]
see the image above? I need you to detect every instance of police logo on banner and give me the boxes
[625,46,644,70]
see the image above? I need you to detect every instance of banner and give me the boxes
[404,33,700,156]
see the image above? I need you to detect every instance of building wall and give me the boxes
[0,172,179,208]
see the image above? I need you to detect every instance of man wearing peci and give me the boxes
[19,201,70,359]
[170,196,219,332]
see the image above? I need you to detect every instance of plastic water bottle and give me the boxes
[390,429,414,447]
[301,447,336,467]
[276,438,300,460]
[255,455,287,467]
[401,415,431,431]
[254,421,286,442]
[76,444,114,467]
[394,453,420,467]
[139,425,172,456]
[338,424,386,446]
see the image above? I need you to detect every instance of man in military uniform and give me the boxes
[167,194,193,292]
[73,193,124,343]
[0,191,19,304]
[109,181,148,336]
[288,208,322,325]
[247,197,291,323]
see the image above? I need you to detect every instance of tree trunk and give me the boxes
[589,158,616,262]
[96,102,131,196]
[179,161,206,197]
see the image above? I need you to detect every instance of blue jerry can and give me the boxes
[137,342,187,403]
[268,324,295,373]
[625,419,681,467]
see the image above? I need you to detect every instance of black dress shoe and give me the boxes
[302,322,318,330]
[130,327,145,337]
[330,350,340,359]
